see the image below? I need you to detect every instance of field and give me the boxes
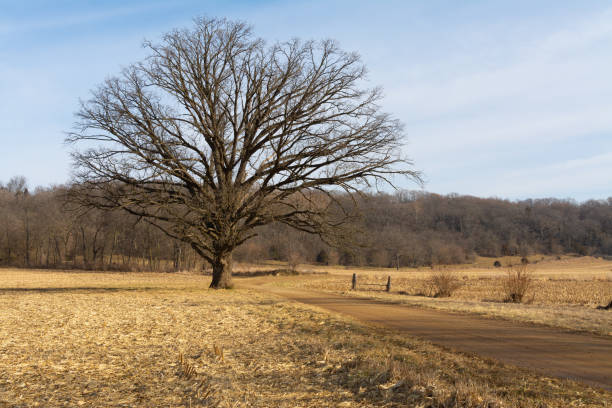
[0,269,610,407]
[275,256,612,335]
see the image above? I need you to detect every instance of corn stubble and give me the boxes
[0,269,609,407]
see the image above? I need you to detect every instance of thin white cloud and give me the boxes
[376,6,612,200]
[391,44,612,121]
[531,8,612,58]
[484,152,612,199]
[408,102,612,158]
[510,151,612,175]
[0,2,179,35]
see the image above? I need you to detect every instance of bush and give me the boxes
[427,269,462,298]
[287,250,303,272]
[493,260,502,268]
[316,249,329,264]
[502,264,533,303]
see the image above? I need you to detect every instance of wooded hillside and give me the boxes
[1,178,610,270]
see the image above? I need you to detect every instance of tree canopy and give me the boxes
[67,17,419,288]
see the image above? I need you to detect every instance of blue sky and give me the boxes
[1,0,611,200]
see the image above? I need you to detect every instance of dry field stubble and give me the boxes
[0,269,610,407]
[278,256,612,335]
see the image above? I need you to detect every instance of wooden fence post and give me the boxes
[352,273,356,290]
[386,276,391,292]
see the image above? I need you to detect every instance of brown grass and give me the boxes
[0,269,610,407]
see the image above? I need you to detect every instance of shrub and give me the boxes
[316,249,329,264]
[287,250,303,272]
[502,264,533,303]
[493,261,502,268]
[427,268,462,298]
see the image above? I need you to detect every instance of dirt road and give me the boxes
[242,281,612,391]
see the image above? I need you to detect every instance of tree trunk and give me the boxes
[24,208,30,266]
[210,253,233,289]
[109,230,117,267]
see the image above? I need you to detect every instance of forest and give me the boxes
[1,176,610,271]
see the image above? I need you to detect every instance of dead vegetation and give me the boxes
[502,264,533,303]
[427,268,462,297]
[0,269,610,407]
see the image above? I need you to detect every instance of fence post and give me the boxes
[386,276,391,292]
[352,273,356,290]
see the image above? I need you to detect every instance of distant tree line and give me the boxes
[353,191,612,267]
[0,177,204,271]
[1,177,610,271]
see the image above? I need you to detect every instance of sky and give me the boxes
[1,0,611,201]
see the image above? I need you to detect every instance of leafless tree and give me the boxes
[66,17,420,288]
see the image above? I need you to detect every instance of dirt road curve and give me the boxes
[244,283,612,391]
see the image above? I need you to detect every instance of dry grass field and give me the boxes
[0,269,610,407]
[271,256,612,335]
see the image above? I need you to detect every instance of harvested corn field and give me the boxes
[0,269,610,407]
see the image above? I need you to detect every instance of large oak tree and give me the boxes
[67,17,419,288]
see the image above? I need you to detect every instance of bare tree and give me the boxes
[66,17,420,288]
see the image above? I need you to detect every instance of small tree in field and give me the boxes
[66,17,420,288]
